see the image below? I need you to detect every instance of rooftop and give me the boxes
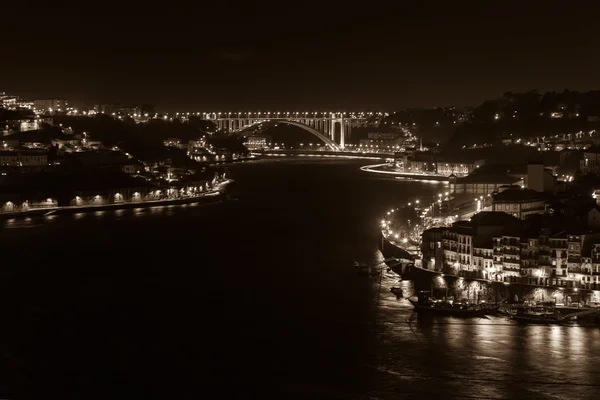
[2,129,72,143]
[448,222,474,236]
[474,163,530,175]
[0,149,48,156]
[493,188,548,202]
[455,173,521,184]
[470,211,521,226]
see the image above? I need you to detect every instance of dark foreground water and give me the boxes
[0,158,599,398]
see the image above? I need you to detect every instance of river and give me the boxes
[0,158,598,398]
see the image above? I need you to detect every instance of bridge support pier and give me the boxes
[340,118,345,149]
[329,118,345,149]
[330,119,336,142]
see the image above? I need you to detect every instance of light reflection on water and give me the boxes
[1,201,220,230]
[372,264,600,399]
[3,160,599,398]
[4,217,46,229]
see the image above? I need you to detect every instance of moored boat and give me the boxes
[408,296,493,318]
[353,261,380,277]
[511,308,571,324]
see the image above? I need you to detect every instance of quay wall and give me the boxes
[381,236,596,305]
[404,262,595,306]
[0,179,233,219]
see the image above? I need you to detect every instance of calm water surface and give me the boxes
[0,158,598,398]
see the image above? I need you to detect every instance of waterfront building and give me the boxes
[494,231,522,281]
[421,226,445,271]
[472,238,494,275]
[397,151,482,176]
[358,132,413,152]
[422,211,521,275]
[435,161,480,177]
[245,136,269,150]
[422,214,600,289]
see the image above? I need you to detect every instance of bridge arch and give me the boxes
[234,120,341,151]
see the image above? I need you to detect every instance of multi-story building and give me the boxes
[0,150,48,167]
[495,231,522,282]
[397,151,482,176]
[581,146,600,175]
[472,238,494,275]
[94,104,140,116]
[1,93,36,110]
[33,98,67,113]
[422,211,521,276]
[0,93,18,108]
[421,226,445,271]
[422,219,600,289]
[449,174,522,195]
[492,187,549,220]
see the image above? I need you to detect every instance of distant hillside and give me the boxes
[448,90,600,148]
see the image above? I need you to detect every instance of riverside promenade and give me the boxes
[0,179,234,220]
[360,163,451,182]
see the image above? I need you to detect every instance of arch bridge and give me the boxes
[202,112,368,150]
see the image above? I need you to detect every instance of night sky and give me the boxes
[3,2,600,111]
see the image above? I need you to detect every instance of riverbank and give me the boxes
[402,262,597,307]
[360,163,451,182]
[378,187,600,305]
[253,151,386,160]
[0,179,234,220]
[381,215,598,306]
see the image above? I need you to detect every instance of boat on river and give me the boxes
[511,309,571,324]
[353,261,380,277]
[408,295,497,317]
[510,307,600,325]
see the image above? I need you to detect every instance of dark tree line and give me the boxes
[50,115,246,164]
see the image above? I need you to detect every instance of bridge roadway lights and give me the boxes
[205,114,361,150]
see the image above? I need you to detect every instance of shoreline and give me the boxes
[360,163,451,182]
[0,180,234,220]
[379,194,599,305]
[381,238,594,305]
[253,152,386,160]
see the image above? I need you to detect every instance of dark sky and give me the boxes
[2,2,600,111]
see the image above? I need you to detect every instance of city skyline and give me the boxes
[2,2,600,111]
